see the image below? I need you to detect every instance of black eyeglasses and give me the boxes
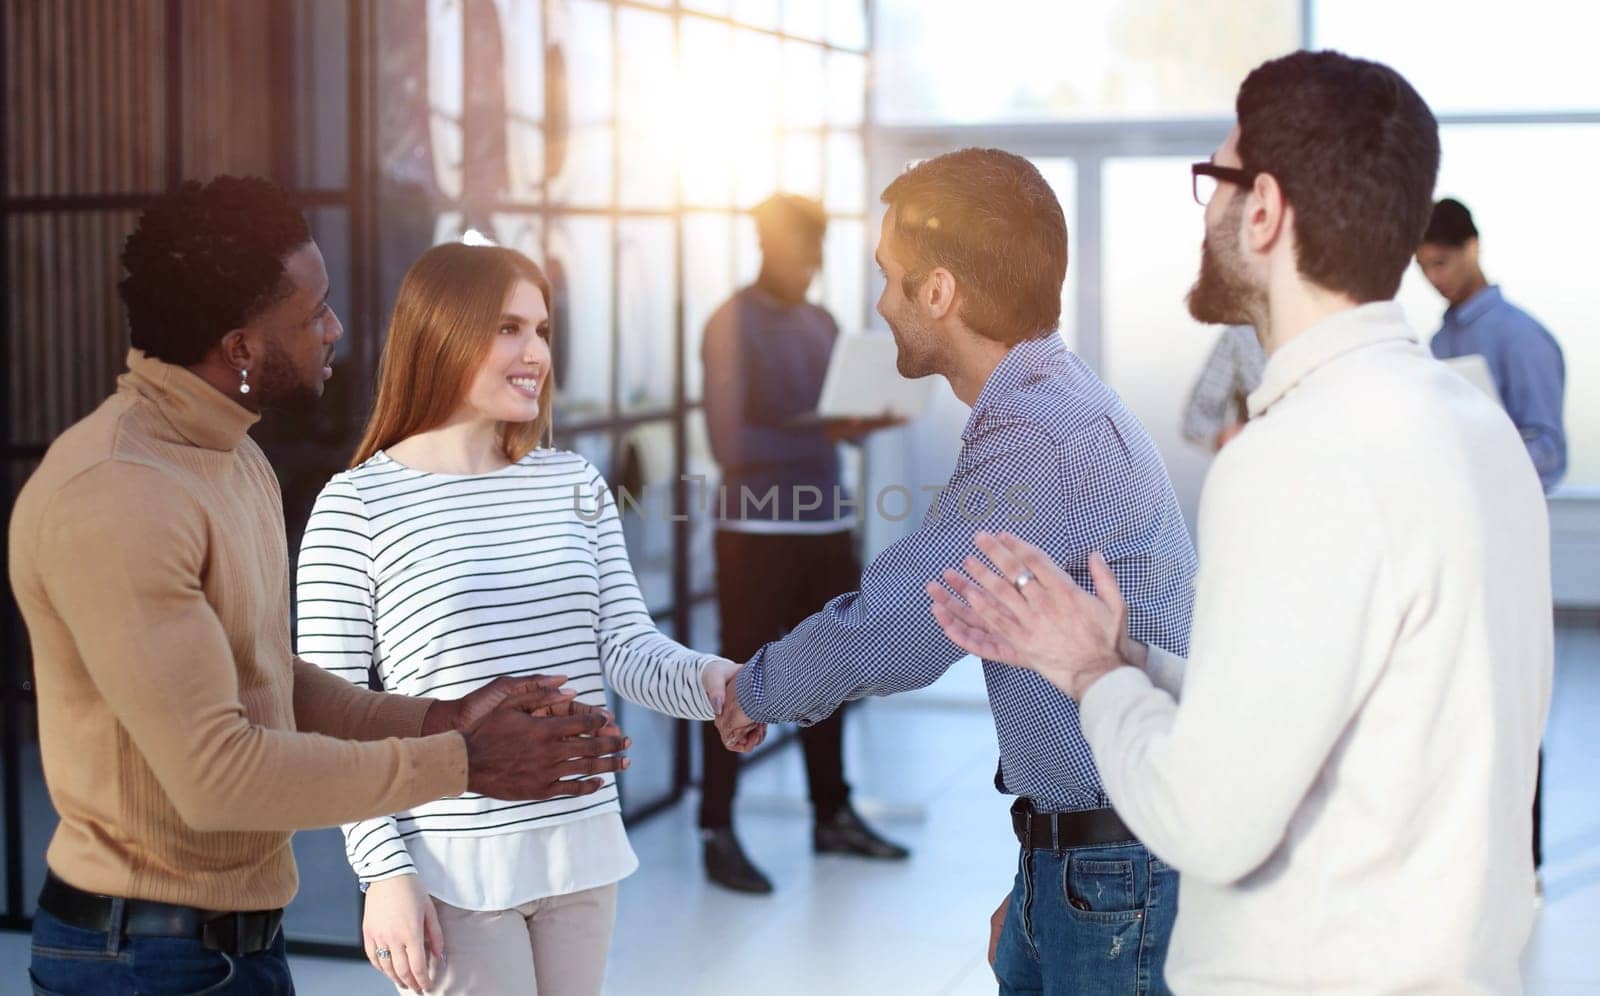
[1192,162,1259,206]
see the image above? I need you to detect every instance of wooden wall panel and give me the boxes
[5,211,138,446]
[4,0,167,197]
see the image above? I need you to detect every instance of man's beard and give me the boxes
[255,339,323,413]
[888,306,944,380]
[1186,206,1262,327]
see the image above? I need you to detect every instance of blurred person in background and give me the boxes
[1418,197,1566,493]
[1180,324,1265,452]
[698,194,909,895]
[1418,197,1567,882]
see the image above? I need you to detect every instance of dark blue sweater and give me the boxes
[700,286,848,524]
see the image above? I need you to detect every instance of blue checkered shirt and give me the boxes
[734,333,1197,811]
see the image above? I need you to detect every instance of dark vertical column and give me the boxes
[164,0,182,189]
[348,0,374,402]
[669,0,692,798]
[0,0,22,925]
[269,0,297,186]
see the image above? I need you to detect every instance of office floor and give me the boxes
[3,617,1597,994]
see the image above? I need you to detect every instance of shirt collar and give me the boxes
[962,332,1065,441]
[1247,302,1415,418]
[1444,284,1503,326]
[119,348,260,451]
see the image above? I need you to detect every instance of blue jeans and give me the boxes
[29,907,294,995]
[994,841,1178,995]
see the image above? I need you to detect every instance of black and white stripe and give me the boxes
[296,449,714,883]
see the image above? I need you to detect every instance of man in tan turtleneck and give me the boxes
[7,176,629,994]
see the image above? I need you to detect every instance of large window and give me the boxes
[871,0,1600,548]
[1313,1,1600,115]
[1,0,872,956]
[874,0,1299,124]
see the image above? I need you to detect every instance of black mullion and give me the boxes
[164,0,182,188]
[556,403,703,437]
[269,2,297,185]
[341,0,375,954]
[607,0,624,801]
[0,0,20,924]
[3,188,363,213]
[861,1,877,333]
[539,0,552,393]
[608,1,621,425]
[854,0,876,570]
[348,0,376,417]
[669,0,692,800]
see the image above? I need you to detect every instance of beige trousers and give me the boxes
[398,883,618,996]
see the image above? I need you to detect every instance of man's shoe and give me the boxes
[702,828,774,894]
[813,804,911,860]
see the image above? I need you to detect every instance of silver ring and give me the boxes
[1012,569,1035,593]
[375,948,391,960]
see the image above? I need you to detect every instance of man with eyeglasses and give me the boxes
[932,51,1551,993]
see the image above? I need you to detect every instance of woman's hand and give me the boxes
[363,874,443,993]
[699,657,742,715]
[702,657,767,751]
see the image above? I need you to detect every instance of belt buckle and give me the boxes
[200,913,234,954]
[202,911,271,955]
[1022,808,1033,848]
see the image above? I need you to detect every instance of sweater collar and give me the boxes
[1247,302,1415,419]
[119,348,260,451]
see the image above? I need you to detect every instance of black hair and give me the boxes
[752,194,827,246]
[119,175,313,365]
[1235,50,1440,303]
[1421,198,1478,247]
[881,148,1067,346]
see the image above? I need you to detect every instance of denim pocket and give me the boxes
[177,953,237,996]
[1063,857,1144,922]
[28,968,72,996]
[29,947,127,996]
[127,936,238,995]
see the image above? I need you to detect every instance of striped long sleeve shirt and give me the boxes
[295,449,716,883]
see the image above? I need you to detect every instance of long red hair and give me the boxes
[351,243,554,467]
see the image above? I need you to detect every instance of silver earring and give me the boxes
[239,369,251,395]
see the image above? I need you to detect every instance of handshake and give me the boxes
[703,658,767,754]
[419,659,771,804]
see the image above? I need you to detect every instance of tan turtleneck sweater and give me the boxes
[7,349,469,912]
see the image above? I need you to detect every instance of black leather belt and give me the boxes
[38,872,283,956]
[1012,798,1138,850]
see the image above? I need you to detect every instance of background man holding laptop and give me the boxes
[696,193,911,895]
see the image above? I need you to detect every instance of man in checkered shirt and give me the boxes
[716,148,1197,995]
